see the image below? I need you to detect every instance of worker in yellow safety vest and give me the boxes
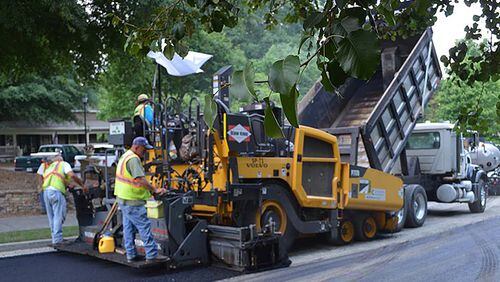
[114,136,167,263]
[42,155,85,246]
[133,94,153,139]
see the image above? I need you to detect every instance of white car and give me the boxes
[74,144,122,172]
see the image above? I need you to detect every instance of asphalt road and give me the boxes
[2,197,500,282]
[231,216,500,282]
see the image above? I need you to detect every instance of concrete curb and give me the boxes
[0,236,78,253]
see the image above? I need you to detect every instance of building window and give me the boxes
[41,135,52,145]
[0,135,14,146]
[78,134,86,144]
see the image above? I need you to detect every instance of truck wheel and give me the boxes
[326,220,354,245]
[469,179,487,213]
[404,185,427,228]
[354,215,377,241]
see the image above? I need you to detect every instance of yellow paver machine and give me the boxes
[57,28,441,271]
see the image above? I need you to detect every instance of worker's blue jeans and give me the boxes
[43,188,67,244]
[119,204,158,260]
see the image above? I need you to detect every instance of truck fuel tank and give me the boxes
[436,183,475,203]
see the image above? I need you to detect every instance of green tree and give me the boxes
[97,30,247,120]
[120,0,499,136]
[427,40,500,143]
[0,75,96,123]
[0,0,162,122]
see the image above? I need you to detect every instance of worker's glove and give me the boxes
[155,188,167,196]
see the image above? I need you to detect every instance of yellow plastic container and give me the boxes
[98,235,115,253]
[145,200,164,219]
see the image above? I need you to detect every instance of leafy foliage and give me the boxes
[230,62,257,102]
[439,0,499,86]
[1,0,497,135]
[427,40,499,142]
[0,0,161,122]
[124,0,499,135]
[203,93,218,131]
[0,75,96,124]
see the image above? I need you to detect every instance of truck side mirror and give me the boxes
[433,140,440,149]
[471,132,479,149]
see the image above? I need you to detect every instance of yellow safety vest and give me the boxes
[114,150,151,201]
[134,103,151,127]
[42,161,70,194]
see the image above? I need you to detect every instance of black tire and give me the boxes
[404,184,427,228]
[469,179,487,213]
[353,215,377,241]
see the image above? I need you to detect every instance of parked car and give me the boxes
[14,144,82,173]
[74,144,122,172]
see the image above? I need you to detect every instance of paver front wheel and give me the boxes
[354,215,377,241]
[326,220,355,245]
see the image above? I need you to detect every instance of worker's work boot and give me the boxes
[127,256,143,263]
[146,254,169,263]
[51,239,70,248]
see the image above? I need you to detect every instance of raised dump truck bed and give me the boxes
[299,28,442,173]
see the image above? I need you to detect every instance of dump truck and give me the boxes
[299,27,488,221]
[56,28,441,271]
[394,123,489,210]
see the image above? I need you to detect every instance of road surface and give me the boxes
[1,197,500,282]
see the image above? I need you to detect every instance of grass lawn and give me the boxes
[0,226,79,244]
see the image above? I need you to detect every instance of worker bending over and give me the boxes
[114,137,167,263]
[133,94,154,139]
[42,155,85,246]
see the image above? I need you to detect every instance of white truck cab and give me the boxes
[394,122,488,213]
[404,122,471,177]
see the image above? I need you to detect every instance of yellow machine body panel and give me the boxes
[346,166,404,212]
[290,126,341,209]
[145,117,403,225]
[236,157,292,186]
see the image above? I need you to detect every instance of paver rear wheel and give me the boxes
[404,184,427,228]
[326,220,354,245]
[354,215,377,241]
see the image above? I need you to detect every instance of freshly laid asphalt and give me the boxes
[0,252,239,282]
[2,197,500,281]
[231,216,500,282]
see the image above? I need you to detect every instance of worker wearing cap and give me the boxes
[133,94,154,138]
[114,137,167,263]
[42,155,85,246]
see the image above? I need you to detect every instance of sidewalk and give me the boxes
[0,213,78,233]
